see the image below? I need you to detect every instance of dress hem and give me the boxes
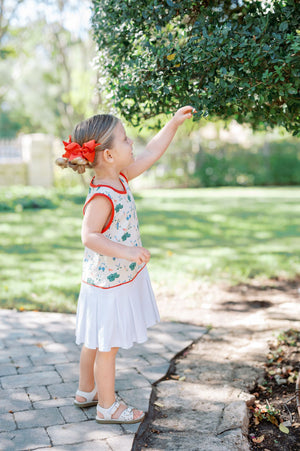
[82,263,146,290]
[75,318,160,352]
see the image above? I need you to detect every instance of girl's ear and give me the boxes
[103,149,114,163]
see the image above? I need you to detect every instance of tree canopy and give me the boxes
[92,0,299,134]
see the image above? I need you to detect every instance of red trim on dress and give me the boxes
[83,194,114,233]
[120,172,128,183]
[82,264,146,289]
[90,176,127,194]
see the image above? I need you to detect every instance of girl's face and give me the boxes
[110,121,134,169]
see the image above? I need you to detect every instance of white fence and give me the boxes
[0,134,54,187]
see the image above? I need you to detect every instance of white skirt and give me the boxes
[75,266,160,351]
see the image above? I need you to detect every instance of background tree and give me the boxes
[0,0,26,59]
[92,0,300,135]
[0,0,99,138]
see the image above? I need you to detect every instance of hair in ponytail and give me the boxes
[56,114,120,174]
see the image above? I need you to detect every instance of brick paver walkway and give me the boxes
[0,309,205,450]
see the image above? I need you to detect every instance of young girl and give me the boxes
[56,106,195,424]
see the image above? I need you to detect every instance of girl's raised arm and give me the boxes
[123,106,195,181]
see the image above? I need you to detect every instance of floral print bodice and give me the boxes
[81,173,145,289]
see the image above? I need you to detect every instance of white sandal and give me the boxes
[74,387,98,408]
[95,400,145,424]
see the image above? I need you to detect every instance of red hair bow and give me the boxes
[62,136,100,163]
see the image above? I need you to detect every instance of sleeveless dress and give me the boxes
[75,173,160,351]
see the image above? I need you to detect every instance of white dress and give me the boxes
[75,173,160,351]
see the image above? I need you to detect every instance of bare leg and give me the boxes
[95,347,143,420]
[94,347,118,408]
[76,345,97,403]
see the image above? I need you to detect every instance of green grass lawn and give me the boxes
[0,186,299,313]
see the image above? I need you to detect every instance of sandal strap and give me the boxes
[76,387,97,402]
[118,406,134,421]
[97,401,120,420]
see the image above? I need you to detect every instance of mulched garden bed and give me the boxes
[248,329,300,451]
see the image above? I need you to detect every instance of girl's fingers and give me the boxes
[175,106,197,122]
[181,105,195,114]
[142,251,150,263]
[133,248,150,264]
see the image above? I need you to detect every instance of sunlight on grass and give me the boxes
[138,187,300,287]
[0,186,299,312]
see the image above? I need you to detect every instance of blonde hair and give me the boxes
[56,114,120,174]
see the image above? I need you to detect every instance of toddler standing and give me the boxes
[56,106,195,424]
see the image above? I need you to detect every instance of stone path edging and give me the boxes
[132,332,254,451]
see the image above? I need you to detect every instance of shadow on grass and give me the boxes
[1,187,299,312]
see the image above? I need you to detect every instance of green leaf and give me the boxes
[279,423,289,434]
[279,22,288,32]
[288,88,297,95]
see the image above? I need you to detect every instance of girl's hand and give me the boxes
[127,246,151,265]
[173,105,196,126]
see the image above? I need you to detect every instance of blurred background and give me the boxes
[0,0,299,190]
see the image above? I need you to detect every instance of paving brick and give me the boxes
[0,413,16,433]
[43,342,72,353]
[118,386,153,412]
[146,329,172,342]
[59,405,88,423]
[142,352,170,366]
[160,349,176,361]
[1,370,62,389]
[63,350,80,363]
[55,362,79,382]
[8,356,32,369]
[44,342,80,355]
[121,421,141,434]
[47,381,77,399]
[107,433,135,450]
[0,388,32,414]
[116,355,149,371]
[15,407,65,429]
[0,427,51,450]
[157,331,194,353]
[180,326,207,341]
[115,369,151,392]
[83,406,100,420]
[0,330,33,341]
[138,362,170,383]
[26,385,51,402]
[49,332,76,343]
[150,322,187,334]
[35,440,111,450]
[0,355,11,365]
[47,421,123,446]
[30,353,71,366]
[0,434,15,451]
[0,365,17,377]
[15,336,52,346]
[33,397,74,409]
[18,364,55,375]
[137,341,167,354]
[0,345,46,359]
